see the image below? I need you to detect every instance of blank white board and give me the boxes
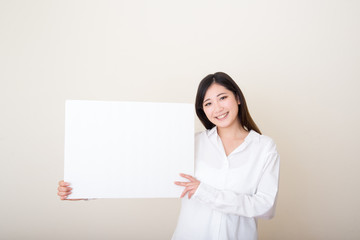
[64,100,194,198]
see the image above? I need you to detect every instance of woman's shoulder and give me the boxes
[194,130,207,140]
[194,128,214,146]
[250,130,277,152]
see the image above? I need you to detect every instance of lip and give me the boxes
[215,112,229,120]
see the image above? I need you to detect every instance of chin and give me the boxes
[214,121,231,129]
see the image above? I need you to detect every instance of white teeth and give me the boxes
[217,113,228,119]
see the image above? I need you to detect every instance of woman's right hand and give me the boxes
[57,180,85,201]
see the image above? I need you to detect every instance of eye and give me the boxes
[204,102,211,107]
[220,96,228,100]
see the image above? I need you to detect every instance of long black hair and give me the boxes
[195,72,261,134]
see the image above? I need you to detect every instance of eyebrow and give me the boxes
[203,93,227,103]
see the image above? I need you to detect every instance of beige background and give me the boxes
[1,0,359,239]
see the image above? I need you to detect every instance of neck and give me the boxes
[217,121,248,139]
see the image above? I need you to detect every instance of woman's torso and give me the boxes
[172,127,278,240]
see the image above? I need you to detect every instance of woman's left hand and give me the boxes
[174,173,200,199]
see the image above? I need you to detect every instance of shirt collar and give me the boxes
[207,126,258,142]
[206,126,217,137]
[206,126,260,156]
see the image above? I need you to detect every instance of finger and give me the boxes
[59,181,70,187]
[179,173,196,182]
[184,185,196,194]
[180,186,194,198]
[58,191,72,196]
[180,188,188,198]
[58,186,72,192]
[60,196,80,201]
[60,195,72,200]
[58,191,69,196]
[188,190,196,199]
[174,181,191,187]
[60,196,82,201]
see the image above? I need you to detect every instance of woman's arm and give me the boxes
[176,152,280,219]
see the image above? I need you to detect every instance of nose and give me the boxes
[213,100,223,113]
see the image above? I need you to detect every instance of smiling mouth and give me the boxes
[215,112,229,120]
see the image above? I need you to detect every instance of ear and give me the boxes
[237,96,241,105]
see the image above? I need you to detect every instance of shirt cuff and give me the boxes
[192,182,218,203]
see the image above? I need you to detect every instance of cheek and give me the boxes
[231,103,240,115]
[203,108,213,119]
[227,100,238,110]
[223,101,239,116]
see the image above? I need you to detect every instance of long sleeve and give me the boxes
[193,151,280,219]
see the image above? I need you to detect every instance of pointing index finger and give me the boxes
[180,173,196,182]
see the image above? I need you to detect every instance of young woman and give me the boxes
[58,72,280,240]
[171,72,280,239]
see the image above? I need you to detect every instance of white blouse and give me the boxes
[172,127,280,240]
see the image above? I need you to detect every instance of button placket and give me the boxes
[223,156,229,169]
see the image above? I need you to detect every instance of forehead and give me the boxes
[204,83,231,99]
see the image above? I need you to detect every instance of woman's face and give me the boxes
[202,83,240,129]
